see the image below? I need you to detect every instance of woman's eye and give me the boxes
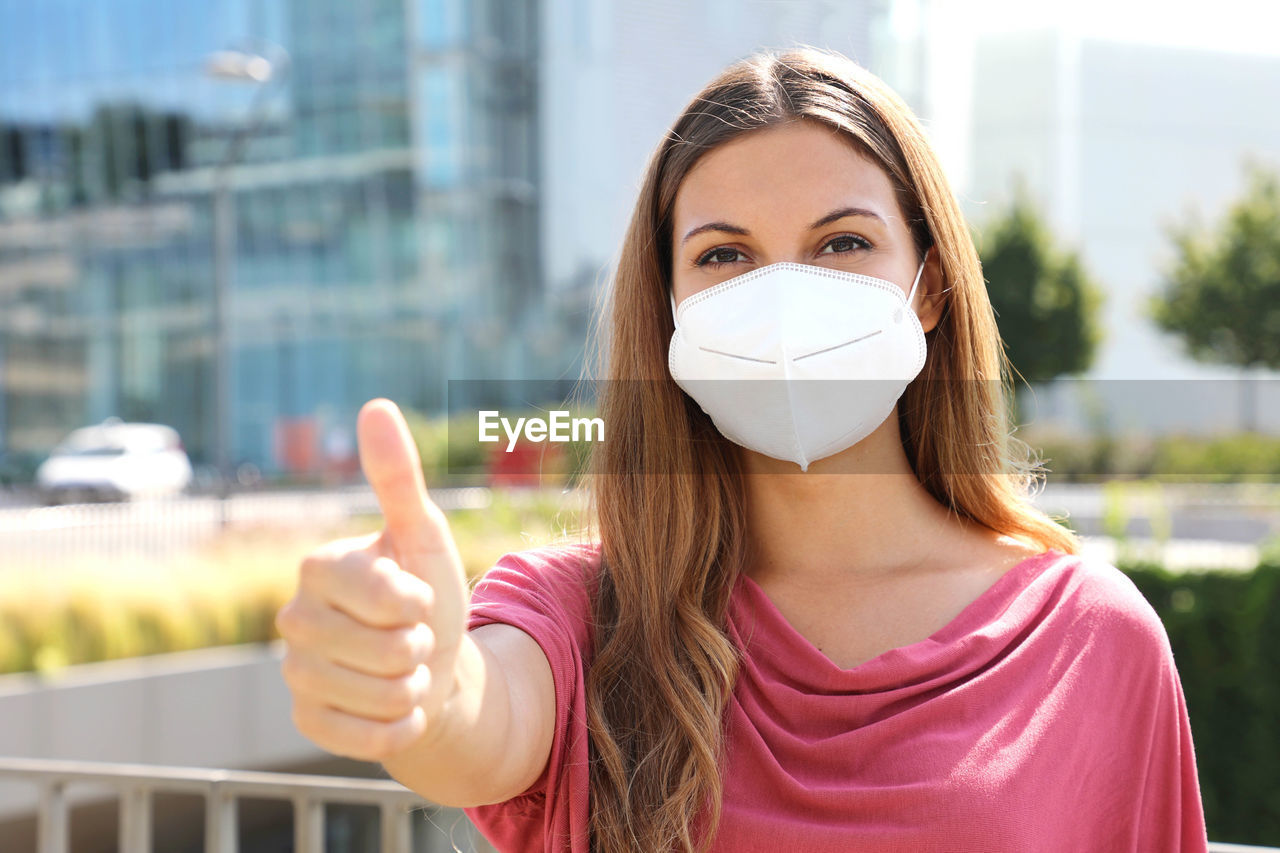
[694,235,872,268]
[820,234,872,255]
[694,247,745,268]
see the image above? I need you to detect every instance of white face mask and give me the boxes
[668,257,928,471]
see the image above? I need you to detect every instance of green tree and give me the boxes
[976,183,1104,419]
[1148,161,1280,431]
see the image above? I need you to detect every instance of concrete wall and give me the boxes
[0,640,498,851]
[0,640,326,823]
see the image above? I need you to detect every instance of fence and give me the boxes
[0,756,492,853]
[0,486,493,566]
[0,756,1274,853]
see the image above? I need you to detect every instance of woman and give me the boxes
[275,46,1209,852]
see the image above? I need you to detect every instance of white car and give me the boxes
[36,419,194,504]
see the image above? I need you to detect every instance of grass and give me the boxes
[0,488,593,676]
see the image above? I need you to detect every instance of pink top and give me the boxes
[463,543,1209,852]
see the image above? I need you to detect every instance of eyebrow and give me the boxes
[679,205,887,247]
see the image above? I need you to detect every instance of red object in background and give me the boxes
[487,439,564,487]
[321,423,360,485]
[274,417,319,474]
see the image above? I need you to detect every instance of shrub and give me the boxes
[1023,429,1280,482]
[0,491,588,677]
[1120,558,1280,845]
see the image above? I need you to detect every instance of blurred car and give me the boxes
[35,419,193,504]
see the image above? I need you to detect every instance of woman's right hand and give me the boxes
[274,398,470,763]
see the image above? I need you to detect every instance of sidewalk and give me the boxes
[1078,535,1261,572]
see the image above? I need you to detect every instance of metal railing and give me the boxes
[0,756,441,853]
[0,485,495,564]
[2,756,1277,852]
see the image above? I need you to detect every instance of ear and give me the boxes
[914,247,947,334]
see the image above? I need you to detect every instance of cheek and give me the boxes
[669,277,693,312]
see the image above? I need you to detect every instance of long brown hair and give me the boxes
[579,45,1079,853]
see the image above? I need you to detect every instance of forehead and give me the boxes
[672,120,902,233]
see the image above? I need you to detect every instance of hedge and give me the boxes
[1025,429,1280,482]
[1119,558,1280,846]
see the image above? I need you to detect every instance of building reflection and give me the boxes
[0,0,556,478]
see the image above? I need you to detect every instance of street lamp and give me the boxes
[206,50,276,83]
[204,44,289,510]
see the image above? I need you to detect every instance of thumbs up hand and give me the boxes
[275,399,469,762]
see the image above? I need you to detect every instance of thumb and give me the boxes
[356,398,446,568]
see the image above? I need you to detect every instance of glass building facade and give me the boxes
[0,0,543,474]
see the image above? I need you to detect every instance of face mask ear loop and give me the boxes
[897,249,929,324]
[905,254,927,309]
[670,291,679,325]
